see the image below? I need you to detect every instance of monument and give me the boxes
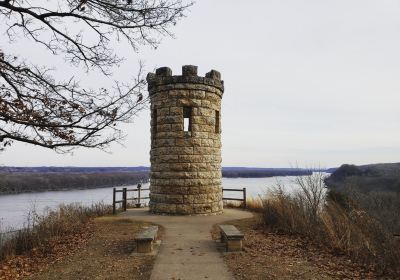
[147,65,224,215]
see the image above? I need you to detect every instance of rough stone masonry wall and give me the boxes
[147,65,224,215]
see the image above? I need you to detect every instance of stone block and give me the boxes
[154,138,175,147]
[192,124,214,133]
[156,172,193,180]
[178,155,196,162]
[178,98,202,107]
[188,90,206,99]
[201,100,211,107]
[156,67,172,76]
[158,115,182,124]
[171,123,184,131]
[190,194,208,203]
[136,240,153,253]
[176,204,193,215]
[193,146,212,155]
[189,162,208,171]
[157,124,172,133]
[151,155,181,164]
[196,172,214,179]
[213,140,221,148]
[167,90,185,98]
[175,138,192,147]
[169,106,182,115]
[192,116,215,125]
[164,194,184,204]
[198,108,213,116]
[184,178,203,187]
[167,163,191,171]
[226,239,242,252]
[158,107,170,116]
[212,201,224,213]
[205,69,221,80]
[150,202,177,214]
[192,203,213,214]
[155,132,181,139]
[168,179,187,187]
[182,65,198,76]
[190,132,209,139]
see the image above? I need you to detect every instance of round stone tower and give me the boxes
[147,65,224,215]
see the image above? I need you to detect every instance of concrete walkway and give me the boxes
[121,208,253,280]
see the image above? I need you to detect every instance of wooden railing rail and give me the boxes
[113,186,247,214]
[222,187,247,209]
[112,184,150,214]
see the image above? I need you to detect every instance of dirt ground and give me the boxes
[213,216,387,280]
[1,221,95,280]
[0,217,160,280]
[2,212,393,280]
[27,217,159,280]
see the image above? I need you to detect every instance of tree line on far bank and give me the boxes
[0,172,149,194]
[0,168,315,194]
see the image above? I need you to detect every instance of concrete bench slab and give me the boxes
[135,225,158,253]
[219,224,244,252]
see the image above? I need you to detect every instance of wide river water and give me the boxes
[0,174,327,231]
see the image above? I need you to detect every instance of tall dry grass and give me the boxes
[260,172,400,276]
[245,197,264,211]
[0,202,112,261]
[224,197,263,212]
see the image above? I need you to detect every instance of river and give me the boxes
[0,174,326,232]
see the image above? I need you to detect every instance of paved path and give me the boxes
[121,208,253,280]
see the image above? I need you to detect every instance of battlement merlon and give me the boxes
[146,65,224,95]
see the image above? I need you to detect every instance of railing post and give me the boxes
[136,183,142,208]
[243,187,247,209]
[112,187,116,215]
[122,187,127,211]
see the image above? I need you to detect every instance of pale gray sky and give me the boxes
[1,0,400,168]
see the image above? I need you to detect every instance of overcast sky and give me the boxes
[1,0,400,168]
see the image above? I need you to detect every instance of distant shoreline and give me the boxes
[0,167,324,195]
[0,183,137,196]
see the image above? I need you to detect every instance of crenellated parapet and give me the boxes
[146,65,224,96]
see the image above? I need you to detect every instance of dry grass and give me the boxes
[245,197,264,211]
[223,197,263,212]
[0,202,112,261]
[258,172,400,277]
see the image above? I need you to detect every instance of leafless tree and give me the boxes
[0,0,191,152]
[293,170,327,221]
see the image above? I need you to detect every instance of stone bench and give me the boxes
[219,224,244,252]
[135,226,158,253]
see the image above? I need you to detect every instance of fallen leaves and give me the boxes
[0,221,95,280]
[22,218,159,280]
[217,218,385,280]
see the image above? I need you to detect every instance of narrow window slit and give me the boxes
[215,110,220,133]
[152,109,157,135]
[183,107,192,132]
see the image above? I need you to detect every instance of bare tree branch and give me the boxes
[0,0,192,152]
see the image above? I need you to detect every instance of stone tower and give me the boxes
[147,65,224,215]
